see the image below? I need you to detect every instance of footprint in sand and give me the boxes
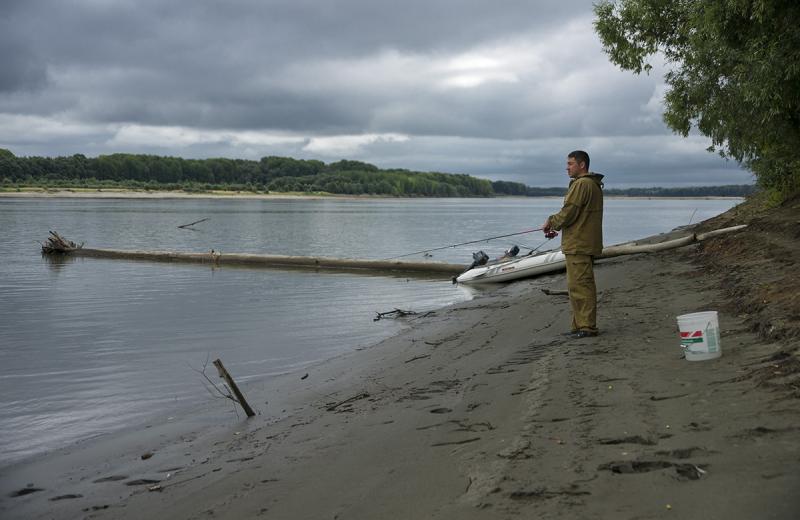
[50,494,83,501]
[92,475,128,483]
[598,460,708,480]
[9,487,44,497]
[430,407,452,414]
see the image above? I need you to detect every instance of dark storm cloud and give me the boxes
[0,0,625,133]
[0,40,48,93]
[0,0,750,186]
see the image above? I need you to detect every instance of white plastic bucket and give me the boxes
[677,311,721,361]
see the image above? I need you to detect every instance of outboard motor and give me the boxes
[471,250,489,268]
[469,251,489,269]
[504,245,520,258]
[453,250,490,284]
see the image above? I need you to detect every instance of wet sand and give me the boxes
[1,228,798,519]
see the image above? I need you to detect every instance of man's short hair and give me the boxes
[568,150,590,170]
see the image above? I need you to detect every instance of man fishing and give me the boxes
[542,150,604,338]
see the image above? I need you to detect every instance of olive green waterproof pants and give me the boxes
[565,254,598,333]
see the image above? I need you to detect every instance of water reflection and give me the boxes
[42,252,77,272]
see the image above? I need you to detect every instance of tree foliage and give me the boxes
[594,0,800,199]
[0,148,754,197]
[0,150,496,197]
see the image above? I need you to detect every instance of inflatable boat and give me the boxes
[455,249,566,284]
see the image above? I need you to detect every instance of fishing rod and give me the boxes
[525,234,559,255]
[508,229,561,253]
[385,227,545,260]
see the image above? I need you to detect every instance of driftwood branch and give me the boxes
[191,356,255,418]
[541,289,569,296]
[41,231,82,254]
[178,217,209,229]
[405,354,431,363]
[374,308,419,321]
[193,356,232,398]
[326,392,370,411]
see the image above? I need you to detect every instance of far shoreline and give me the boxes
[0,187,746,201]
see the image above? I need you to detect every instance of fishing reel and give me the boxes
[544,230,559,240]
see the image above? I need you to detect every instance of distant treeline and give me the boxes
[604,185,755,197]
[0,149,754,198]
[0,149,494,196]
[474,180,755,198]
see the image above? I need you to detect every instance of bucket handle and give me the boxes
[680,342,701,356]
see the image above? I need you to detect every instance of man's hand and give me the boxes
[542,217,558,239]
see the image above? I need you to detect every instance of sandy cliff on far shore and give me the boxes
[1,195,798,519]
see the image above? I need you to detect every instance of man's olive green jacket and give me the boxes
[548,173,604,256]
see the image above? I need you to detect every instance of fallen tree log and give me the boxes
[599,234,696,259]
[599,225,746,259]
[695,225,748,241]
[38,225,746,279]
[44,245,465,276]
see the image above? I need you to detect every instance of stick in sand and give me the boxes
[213,359,256,417]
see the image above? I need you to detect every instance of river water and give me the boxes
[0,196,740,465]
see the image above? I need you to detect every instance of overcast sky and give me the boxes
[0,0,752,187]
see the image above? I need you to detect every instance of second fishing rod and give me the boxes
[385,227,558,260]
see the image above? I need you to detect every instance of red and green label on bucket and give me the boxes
[680,330,705,344]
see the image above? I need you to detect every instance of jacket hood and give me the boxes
[588,172,604,184]
[572,172,604,188]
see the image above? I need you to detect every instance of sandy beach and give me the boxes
[1,197,798,519]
